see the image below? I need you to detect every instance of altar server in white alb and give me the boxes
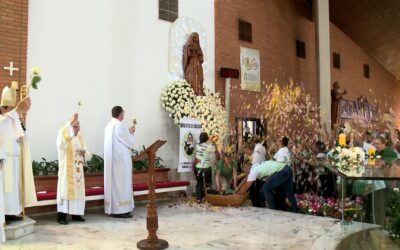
[56,113,91,225]
[0,95,31,244]
[104,106,135,218]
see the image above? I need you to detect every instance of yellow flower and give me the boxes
[31,66,40,75]
[132,116,137,125]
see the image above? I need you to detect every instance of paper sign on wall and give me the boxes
[240,47,261,92]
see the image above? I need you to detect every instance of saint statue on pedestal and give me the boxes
[331,82,347,126]
[183,32,204,96]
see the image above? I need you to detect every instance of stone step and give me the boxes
[4,217,36,240]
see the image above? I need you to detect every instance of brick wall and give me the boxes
[0,0,29,97]
[330,24,400,116]
[215,0,400,127]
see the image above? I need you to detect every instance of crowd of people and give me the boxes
[193,126,400,226]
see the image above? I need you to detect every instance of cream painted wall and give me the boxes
[27,0,215,170]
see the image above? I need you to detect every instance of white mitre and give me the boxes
[1,81,18,107]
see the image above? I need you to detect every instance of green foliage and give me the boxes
[387,189,400,238]
[84,154,104,174]
[32,158,58,176]
[31,75,41,89]
[32,149,163,176]
[131,146,165,171]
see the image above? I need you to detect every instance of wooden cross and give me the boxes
[4,62,19,76]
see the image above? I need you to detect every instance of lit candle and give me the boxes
[338,133,346,147]
[368,146,375,166]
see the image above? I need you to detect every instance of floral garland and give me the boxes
[161,79,195,124]
[161,79,228,142]
[328,146,366,175]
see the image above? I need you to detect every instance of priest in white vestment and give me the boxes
[104,106,135,218]
[56,113,91,225]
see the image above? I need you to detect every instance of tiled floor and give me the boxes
[1,200,379,250]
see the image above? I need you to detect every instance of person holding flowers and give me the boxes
[104,106,136,218]
[56,113,92,225]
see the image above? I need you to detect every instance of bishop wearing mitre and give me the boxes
[0,83,37,226]
[56,113,91,225]
[0,89,31,244]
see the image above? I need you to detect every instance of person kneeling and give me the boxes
[56,113,91,225]
[235,160,298,212]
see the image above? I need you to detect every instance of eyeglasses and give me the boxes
[73,126,80,128]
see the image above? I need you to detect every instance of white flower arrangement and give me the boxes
[189,88,227,143]
[161,79,195,124]
[161,79,228,143]
[329,146,366,176]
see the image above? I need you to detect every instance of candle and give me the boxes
[338,133,346,147]
[368,146,375,166]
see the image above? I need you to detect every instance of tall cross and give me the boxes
[3,62,19,76]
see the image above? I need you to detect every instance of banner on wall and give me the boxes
[240,46,261,92]
[178,117,202,173]
[339,97,378,122]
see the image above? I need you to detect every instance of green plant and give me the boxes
[131,146,165,171]
[387,188,400,238]
[32,158,59,176]
[85,154,104,174]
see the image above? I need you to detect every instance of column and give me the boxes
[315,0,332,135]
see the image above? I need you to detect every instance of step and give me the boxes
[4,217,36,240]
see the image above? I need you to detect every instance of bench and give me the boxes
[27,180,190,207]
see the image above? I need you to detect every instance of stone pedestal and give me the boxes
[4,217,36,240]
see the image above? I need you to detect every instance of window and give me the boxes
[364,64,370,78]
[296,40,306,59]
[239,20,252,42]
[333,52,340,69]
[306,0,313,21]
[159,0,178,22]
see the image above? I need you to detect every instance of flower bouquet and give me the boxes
[328,146,366,176]
[132,116,137,128]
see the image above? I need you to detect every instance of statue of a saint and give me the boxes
[331,82,347,126]
[183,32,204,96]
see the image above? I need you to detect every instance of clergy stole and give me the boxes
[20,138,38,206]
[57,125,87,203]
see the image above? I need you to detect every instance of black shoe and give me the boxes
[57,213,69,225]
[112,212,132,218]
[5,215,23,225]
[72,215,86,222]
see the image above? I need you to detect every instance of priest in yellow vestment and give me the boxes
[56,113,91,225]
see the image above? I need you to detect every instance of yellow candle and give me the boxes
[338,133,346,147]
[368,146,375,166]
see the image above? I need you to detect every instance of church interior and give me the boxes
[1,0,400,249]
